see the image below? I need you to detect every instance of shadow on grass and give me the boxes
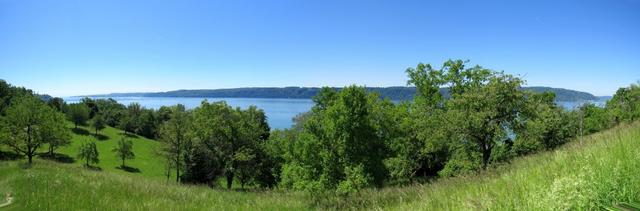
[116,165,141,173]
[38,153,75,163]
[0,150,22,161]
[83,165,102,171]
[18,162,34,169]
[119,132,139,139]
[72,127,90,136]
[93,134,109,141]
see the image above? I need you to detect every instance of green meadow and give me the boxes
[1,122,639,210]
[56,124,168,180]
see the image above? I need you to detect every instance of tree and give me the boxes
[395,62,451,182]
[136,109,157,138]
[158,104,191,182]
[189,101,237,188]
[0,95,65,164]
[95,98,126,127]
[607,82,640,123]
[77,140,99,167]
[186,101,271,189]
[118,102,143,134]
[446,70,525,170]
[112,137,135,167]
[403,60,528,176]
[67,103,90,129]
[280,86,391,191]
[92,114,106,136]
[81,97,99,119]
[43,111,72,156]
[47,97,66,112]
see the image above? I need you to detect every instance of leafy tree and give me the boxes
[77,140,99,167]
[119,102,143,134]
[607,82,640,123]
[47,97,66,112]
[136,109,157,138]
[446,70,525,169]
[118,116,135,135]
[281,86,390,191]
[67,103,90,129]
[404,60,528,176]
[0,95,66,163]
[0,80,36,113]
[187,102,270,189]
[158,104,191,182]
[578,103,610,135]
[112,137,135,167]
[44,111,72,156]
[394,62,451,182]
[81,97,99,119]
[236,106,270,188]
[92,114,106,136]
[189,101,238,188]
[95,98,126,127]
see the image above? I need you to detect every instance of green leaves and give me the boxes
[77,140,99,167]
[1,95,70,163]
[67,103,90,128]
[112,137,134,167]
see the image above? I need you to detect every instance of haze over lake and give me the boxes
[63,96,609,129]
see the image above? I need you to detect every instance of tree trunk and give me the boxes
[27,125,33,164]
[122,158,125,167]
[226,173,234,190]
[75,122,78,129]
[176,159,180,183]
[482,144,491,169]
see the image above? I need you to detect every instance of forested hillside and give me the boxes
[85,86,600,101]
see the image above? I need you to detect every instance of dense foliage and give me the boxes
[0,60,638,194]
[0,91,70,163]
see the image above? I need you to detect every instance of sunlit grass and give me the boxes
[56,124,169,180]
[1,122,638,210]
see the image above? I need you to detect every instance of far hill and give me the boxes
[81,86,601,102]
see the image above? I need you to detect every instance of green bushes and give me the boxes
[268,60,640,192]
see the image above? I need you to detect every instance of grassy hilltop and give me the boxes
[1,122,639,210]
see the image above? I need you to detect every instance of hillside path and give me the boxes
[0,193,13,208]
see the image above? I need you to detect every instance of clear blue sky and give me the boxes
[0,0,638,97]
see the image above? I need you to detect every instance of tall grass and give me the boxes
[0,122,638,210]
[332,122,640,210]
[0,160,309,210]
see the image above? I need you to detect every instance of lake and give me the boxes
[63,96,608,129]
[63,97,315,129]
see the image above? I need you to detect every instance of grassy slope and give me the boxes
[57,124,168,180]
[0,123,639,210]
[376,123,640,210]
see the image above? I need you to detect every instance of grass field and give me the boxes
[56,124,169,180]
[0,122,639,210]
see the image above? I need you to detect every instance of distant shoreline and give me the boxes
[71,86,606,102]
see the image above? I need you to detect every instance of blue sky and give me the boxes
[0,0,638,97]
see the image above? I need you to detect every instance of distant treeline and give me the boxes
[85,86,602,102]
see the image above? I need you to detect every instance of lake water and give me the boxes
[63,97,315,129]
[63,96,608,129]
